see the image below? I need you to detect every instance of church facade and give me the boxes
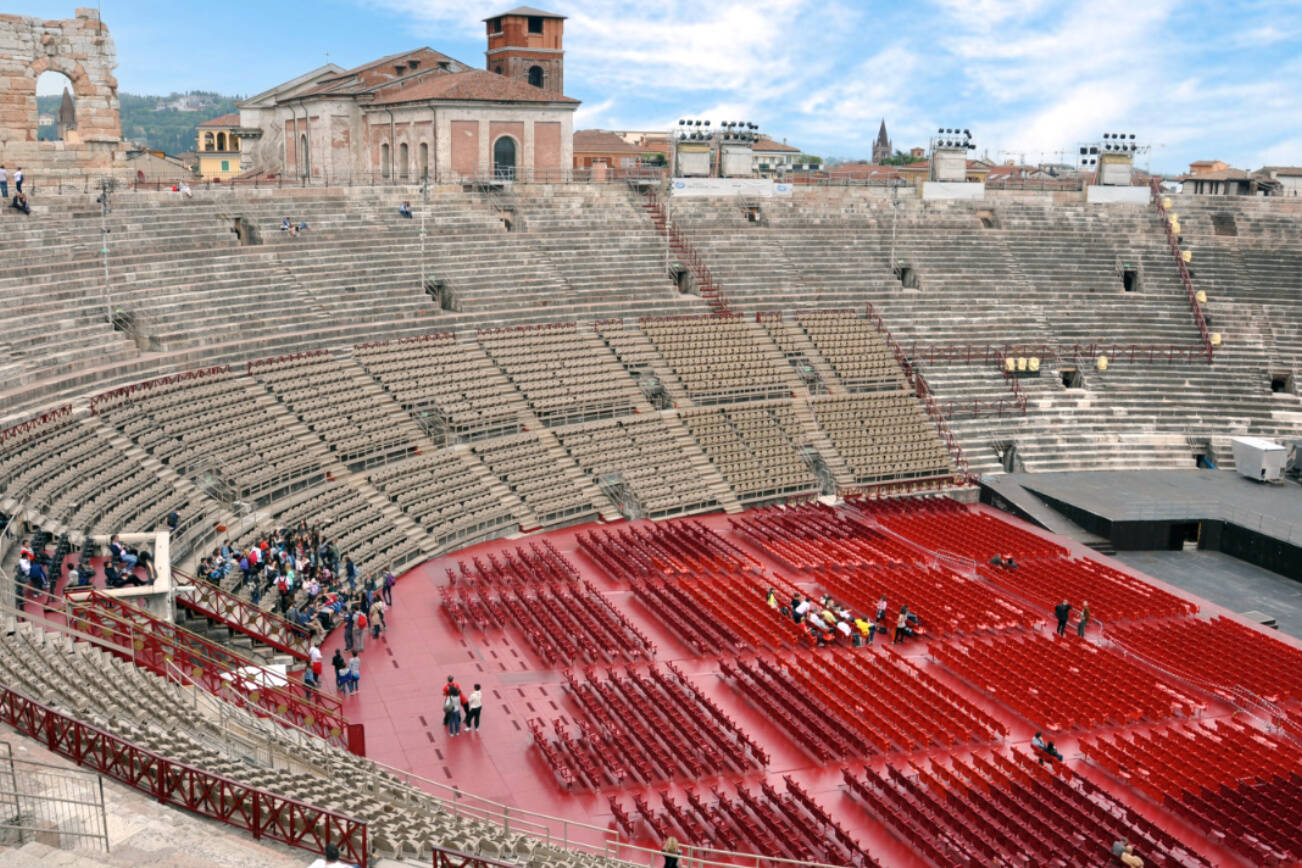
[237,7,577,183]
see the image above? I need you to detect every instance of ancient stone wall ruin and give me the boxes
[0,7,124,176]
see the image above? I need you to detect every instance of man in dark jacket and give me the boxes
[1054,599,1071,636]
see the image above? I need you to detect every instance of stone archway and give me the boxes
[0,9,123,171]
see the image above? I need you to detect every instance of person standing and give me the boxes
[1054,599,1072,636]
[875,594,888,623]
[306,842,351,868]
[1077,601,1091,638]
[662,837,681,868]
[465,684,483,732]
[346,650,361,695]
[369,597,386,640]
[893,607,909,644]
[354,606,367,652]
[14,167,22,194]
[343,606,355,652]
[382,568,394,605]
[331,648,347,693]
[0,165,7,200]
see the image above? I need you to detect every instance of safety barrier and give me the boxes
[1150,179,1214,363]
[63,589,355,753]
[641,188,729,312]
[172,567,311,660]
[0,683,368,866]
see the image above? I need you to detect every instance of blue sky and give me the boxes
[24,0,1302,172]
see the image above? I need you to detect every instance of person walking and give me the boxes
[381,568,394,605]
[343,606,355,652]
[1077,601,1091,638]
[369,597,386,640]
[354,606,367,652]
[1054,599,1072,636]
[444,685,463,736]
[465,684,483,732]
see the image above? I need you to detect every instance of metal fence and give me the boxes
[0,741,109,853]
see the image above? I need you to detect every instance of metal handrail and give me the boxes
[171,566,310,660]
[1149,179,1214,363]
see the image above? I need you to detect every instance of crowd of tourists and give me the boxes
[767,587,921,647]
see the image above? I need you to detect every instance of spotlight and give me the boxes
[938,127,944,134]
[1129,133,1136,139]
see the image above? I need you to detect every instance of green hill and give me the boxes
[36,90,242,155]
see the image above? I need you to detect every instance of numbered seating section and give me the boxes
[721,648,1006,761]
[933,631,1203,732]
[862,496,1069,560]
[809,394,953,483]
[368,450,518,549]
[679,400,817,501]
[729,502,927,569]
[797,310,906,391]
[1108,616,1302,703]
[470,433,594,526]
[979,557,1198,622]
[1080,720,1302,866]
[842,749,1209,868]
[639,314,791,402]
[352,333,523,440]
[440,539,654,665]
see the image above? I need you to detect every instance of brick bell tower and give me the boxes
[484,6,566,95]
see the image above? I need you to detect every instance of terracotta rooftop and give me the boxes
[198,113,241,128]
[752,137,800,153]
[1178,168,1255,181]
[371,68,579,105]
[573,130,643,154]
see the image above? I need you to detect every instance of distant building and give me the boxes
[573,129,644,171]
[125,148,194,182]
[1178,166,1279,196]
[1188,160,1229,175]
[237,7,578,183]
[872,119,892,164]
[197,113,245,180]
[56,87,76,140]
[751,137,803,176]
[909,147,925,160]
[1257,166,1302,197]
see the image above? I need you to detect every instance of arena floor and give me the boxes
[318,503,1285,868]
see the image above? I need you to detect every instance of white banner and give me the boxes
[669,177,793,197]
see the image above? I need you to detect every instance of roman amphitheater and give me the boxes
[2,131,1302,868]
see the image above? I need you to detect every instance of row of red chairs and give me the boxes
[441,576,655,664]
[532,664,767,790]
[979,557,1198,623]
[578,520,761,583]
[1080,719,1302,864]
[816,563,1042,639]
[721,648,1005,760]
[728,502,926,570]
[629,569,808,654]
[1109,616,1302,704]
[610,777,880,867]
[932,632,1203,731]
[450,538,579,585]
[860,498,1070,561]
[843,748,1209,868]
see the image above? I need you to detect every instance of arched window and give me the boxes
[528,65,544,88]
[494,65,503,75]
[493,136,516,180]
[300,134,310,176]
[419,143,429,180]
[380,143,391,179]
[216,132,227,151]
[204,132,215,151]
[399,142,409,180]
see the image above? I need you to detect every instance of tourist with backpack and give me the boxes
[444,685,463,736]
[381,569,395,605]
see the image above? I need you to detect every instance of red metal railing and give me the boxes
[0,683,367,865]
[1000,365,1030,412]
[1149,179,1214,363]
[838,474,968,500]
[64,589,355,752]
[642,188,730,312]
[89,365,230,415]
[864,303,972,480]
[0,405,73,446]
[432,845,522,868]
[172,567,311,661]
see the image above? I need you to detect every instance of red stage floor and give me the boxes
[317,503,1297,868]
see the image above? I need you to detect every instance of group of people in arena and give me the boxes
[195,522,394,695]
[769,588,921,647]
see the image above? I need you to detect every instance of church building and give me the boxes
[236,6,578,182]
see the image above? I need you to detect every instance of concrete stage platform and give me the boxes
[1008,469,1302,546]
[314,502,1293,868]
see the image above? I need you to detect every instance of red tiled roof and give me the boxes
[296,48,461,98]
[1177,168,1254,181]
[573,130,642,154]
[371,68,578,105]
[198,113,241,127]
[752,137,800,153]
